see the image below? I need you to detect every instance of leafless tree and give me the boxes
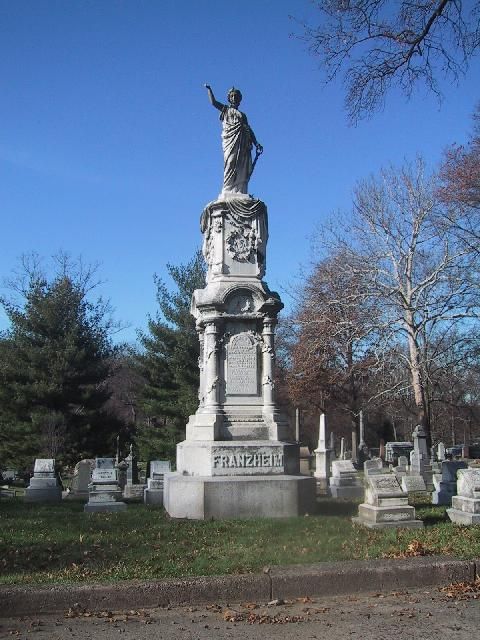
[315,157,479,446]
[297,1,480,122]
[286,250,388,446]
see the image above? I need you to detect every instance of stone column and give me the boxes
[262,318,275,412]
[295,408,300,443]
[314,413,331,493]
[340,437,345,460]
[359,410,366,448]
[351,430,358,464]
[197,327,206,406]
[204,321,219,410]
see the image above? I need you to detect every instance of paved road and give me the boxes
[1,584,478,640]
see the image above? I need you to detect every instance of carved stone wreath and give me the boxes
[226,229,254,262]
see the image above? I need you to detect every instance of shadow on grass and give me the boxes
[315,497,359,517]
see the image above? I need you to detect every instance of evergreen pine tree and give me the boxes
[0,255,118,469]
[135,250,206,462]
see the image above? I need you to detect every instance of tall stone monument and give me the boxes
[164,85,315,519]
[313,413,331,493]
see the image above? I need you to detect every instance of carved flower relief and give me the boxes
[226,226,256,262]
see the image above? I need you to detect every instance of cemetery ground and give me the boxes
[1,496,479,586]
[1,584,480,640]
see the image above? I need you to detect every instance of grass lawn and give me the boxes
[1,497,479,586]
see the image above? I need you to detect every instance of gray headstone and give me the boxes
[401,475,427,493]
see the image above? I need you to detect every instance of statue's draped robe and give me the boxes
[220,106,253,194]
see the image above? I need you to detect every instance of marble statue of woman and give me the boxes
[205,84,263,197]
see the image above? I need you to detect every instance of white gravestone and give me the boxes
[84,458,127,513]
[353,474,423,529]
[447,469,480,524]
[144,460,172,506]
[329,460,363,499]
[24,459,62,503]
[364,458,383,477]
[70,460,93,499]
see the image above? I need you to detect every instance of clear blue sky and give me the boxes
[2,1,479,344]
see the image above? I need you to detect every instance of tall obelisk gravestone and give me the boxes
[164,85,315,519]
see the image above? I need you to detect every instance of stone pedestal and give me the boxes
[432,460,467,506]
[144,460,171,506]
[353,474,423,529]
[447,469,480,524]
[84,458,127,513]
[329,460,363,499]
[410,425,433,489]
[24,459,62,503]
[164,197,315,519]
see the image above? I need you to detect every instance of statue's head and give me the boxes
[227,87,242,107]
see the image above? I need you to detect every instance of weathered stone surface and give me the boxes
[165,474,316,519]
[364,458,383,476]
[33,459,55,475]
[447,468,480,524]
[401,475,427,493]
[24,459,61,503]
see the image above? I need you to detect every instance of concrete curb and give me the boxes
[0,557,477,617]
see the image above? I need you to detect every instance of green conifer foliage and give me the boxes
[0,257,117,469]
[135,250,206,462]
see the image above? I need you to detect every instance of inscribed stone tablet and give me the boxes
[401,475,427,493]
[92,469,117,482]
[364,458,383,473]
[368,474,403,497]
[332,460,355,475]
[34,459,55,474]
[150,460,171,476]
[226,333,257,395]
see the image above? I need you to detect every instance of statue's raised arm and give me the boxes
[204,84,224,111]
[204,84,263,198]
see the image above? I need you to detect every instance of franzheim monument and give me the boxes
[163,86,315,519]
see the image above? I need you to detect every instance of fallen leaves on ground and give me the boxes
[383,539,434,558]
[64,606,151,623]
[439,578,480,600]
[222,608,306,624]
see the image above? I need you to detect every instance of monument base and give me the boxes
[164,474,316,520]
[84,501,127,513]
[24,487,62,503]
[329,485,364,499]
[144,489,164,506]
[447,495,480,524]
[446,509,480,525]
